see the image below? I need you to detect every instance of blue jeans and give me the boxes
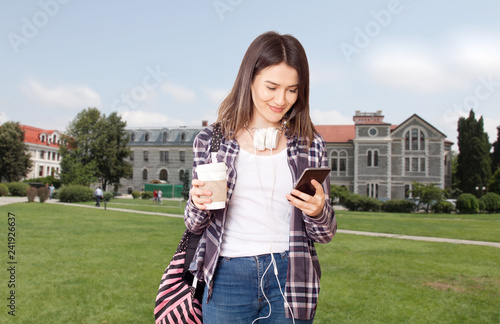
[202,252,314,324]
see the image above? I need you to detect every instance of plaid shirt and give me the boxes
[184,125,337,320]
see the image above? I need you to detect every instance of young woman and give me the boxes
[185,31,337,323]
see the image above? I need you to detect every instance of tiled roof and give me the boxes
[315,125,356,143]
[20,125,61,148]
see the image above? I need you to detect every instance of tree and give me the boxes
[0,121,33,182]
[60,108,132,190]
[456,110,492,196]
[488,167,500,195]
[410,182,444,213]
[491,126,500,174]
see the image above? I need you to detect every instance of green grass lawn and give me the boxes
[336,210,500,242]
[0,202,498,323]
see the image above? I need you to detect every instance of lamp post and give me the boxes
[475,186,486,197]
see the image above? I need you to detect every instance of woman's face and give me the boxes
[250,62,299,128]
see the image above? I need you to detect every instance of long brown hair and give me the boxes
[216,31,316,144]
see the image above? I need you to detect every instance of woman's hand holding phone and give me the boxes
[286,179,326,217]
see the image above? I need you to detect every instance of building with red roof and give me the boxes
[315,111,453,200]
[20,125,63,179]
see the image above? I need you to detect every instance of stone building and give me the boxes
[316,111,453,200]
[119,124,205,194]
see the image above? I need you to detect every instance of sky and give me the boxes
[1,0,499,149]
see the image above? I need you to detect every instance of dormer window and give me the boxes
[181,132,186,142]
[145,133,150,142]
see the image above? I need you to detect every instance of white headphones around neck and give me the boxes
[253,127,280,151]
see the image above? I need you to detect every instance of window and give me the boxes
[405,184,411,198]
[39,166,43,177]
[144,151,149,162]
[412,158,418,171]
[412,129,418,150]
[52,152,56,160]
[420,158,425,172]
[405,128,426,151]
[53,135,57,143]
[179,169,185,181]
[145,133,150,142]
[142,169,148,180]
[47,152,51,160]
[41,135,45,142]
[366,183,379,198]
[159,169,168,181]
[331,151,338,171]
[128,170,133,180]
[40,150,45,159]
[339,151,347,172]
[180,151,186,162]
[163,131,168,142]
[368,127,377,136]
[130,151,134,161]
[331,150,347,172]
[405,158,410,172]
[367,150,379,167]
[160,151,169,163]
[130,133,135,142]
[181,132,187,142]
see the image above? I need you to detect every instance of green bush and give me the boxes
[58,185,94,203]
[431,201,455,214]
[131,191,141,199]
[103,191,114,202]
[27,187,37,202]
[141,191,153,200]
[456,193,479,214]
[6,182,30,196]
[479,192,500,213]
[331,185,351,204]
[382,199,416,213]
[38,187,50,203]
[345,194,382,212]
[0,183,9,196]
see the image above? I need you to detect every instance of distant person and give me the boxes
[94,186,103,207]
[153,189,158,204]
[157,189,162,205]
[49,184,55,199]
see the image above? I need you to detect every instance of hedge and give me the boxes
[6,182,30,197]
[431,201,455,214]
[456,193,479,214]
[479,192,500,213]
[345,194,382,212]
[382,199,416,213]
[141,191,153,200]
[58,185,94,203]
[0,183,9,196]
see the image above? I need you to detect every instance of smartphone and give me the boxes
[292,167,331,199]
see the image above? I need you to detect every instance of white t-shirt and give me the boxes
[220,148,293,257]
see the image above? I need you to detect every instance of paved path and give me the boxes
[1,197,499,248]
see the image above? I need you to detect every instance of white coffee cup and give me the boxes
[196,162,227,210]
